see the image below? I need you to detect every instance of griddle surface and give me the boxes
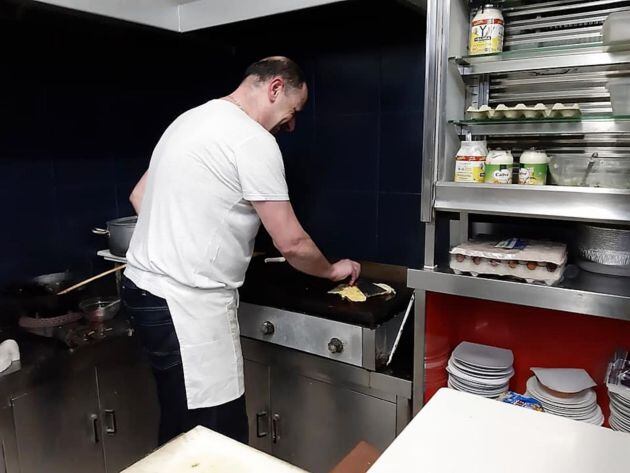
[239,258,413,328]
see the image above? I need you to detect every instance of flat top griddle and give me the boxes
[239,258,413,329]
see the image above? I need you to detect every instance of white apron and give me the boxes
[126,268,244,409]
[124,100,289,408]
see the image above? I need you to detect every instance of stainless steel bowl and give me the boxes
[79,297,120,323]
[576,224,630,277]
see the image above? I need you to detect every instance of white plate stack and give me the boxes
[526,370,604,426]
[608,389,630,432]
[446,342,514,399]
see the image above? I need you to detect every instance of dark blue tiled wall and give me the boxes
[0,4,235,284]
[216,0,426,268]
[1,0,425,286]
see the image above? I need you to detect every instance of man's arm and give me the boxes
[129,171,148,214]
[252,201,361,284]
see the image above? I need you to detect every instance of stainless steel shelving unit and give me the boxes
[452,44,630,75]
[410,0,630,416]
[451,116,630,136]
[408,268,630,322]
[435,182,630,223]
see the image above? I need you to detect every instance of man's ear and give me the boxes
[268,77,284,103]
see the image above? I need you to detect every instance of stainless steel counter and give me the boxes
[0,330,159,473]
[0,329,139,408]
[408,267,630,321]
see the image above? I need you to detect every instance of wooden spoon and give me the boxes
[57,265,127,296]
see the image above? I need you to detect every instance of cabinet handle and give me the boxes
[89,413,99,444]
[256,411,268,438]
[104,409,117,435]
[1,440,7,473]
[271,413,280,444]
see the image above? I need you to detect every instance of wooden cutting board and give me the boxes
[122,426,307,473]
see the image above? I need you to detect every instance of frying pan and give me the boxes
[4,272,84,317]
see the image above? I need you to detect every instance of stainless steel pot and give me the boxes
[576,224,630,277]
[93,216,137,257]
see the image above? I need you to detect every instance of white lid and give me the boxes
[457,140,487,157]
[486,149,513,164]
[521,148,549,163]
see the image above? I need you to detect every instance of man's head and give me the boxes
[239,56,308,134]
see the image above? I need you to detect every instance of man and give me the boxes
[122,56,361,446]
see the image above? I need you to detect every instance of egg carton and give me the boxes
[450,255,565,285]
[466,103,581,121]
[449,238,568,285]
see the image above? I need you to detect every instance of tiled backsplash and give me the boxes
[0,5,234,283]
[1,0,425,285]
[226,0,427,267]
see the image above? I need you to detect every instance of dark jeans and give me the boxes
[121,276,249,446]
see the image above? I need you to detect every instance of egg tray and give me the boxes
[449,255,565,285]
[466,103,581,121]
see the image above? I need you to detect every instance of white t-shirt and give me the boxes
[124,99,289,408]
[126,99,289,290]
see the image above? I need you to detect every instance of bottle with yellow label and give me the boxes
[455,140,488,183]
[469,4,504,56]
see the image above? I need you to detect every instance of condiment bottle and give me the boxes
[455,140,488,183]
[469,4,505,56]
[519,149,549,185]
[485,149,513,184]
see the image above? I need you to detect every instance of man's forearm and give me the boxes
[278,235,333,279]
[130,171,148,214]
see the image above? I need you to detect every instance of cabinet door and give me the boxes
[97,360,159,473]
[270,370,397,473]
[244,358,272,453]
[0,407,19,473]
[12,369,105,473]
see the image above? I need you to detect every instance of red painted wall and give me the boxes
[424,292,630,425]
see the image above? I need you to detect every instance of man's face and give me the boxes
[266,79,308,135]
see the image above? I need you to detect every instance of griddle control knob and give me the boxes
[261,321,275,336]
[328,338,344,354]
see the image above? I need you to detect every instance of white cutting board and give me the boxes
[369,388,630,473]
[122,426,307,473]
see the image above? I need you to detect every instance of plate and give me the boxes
[453,357,514,373]
[526,377,596,406]
[528,391,597,411]
[448,377,508,396]
[609,417,627,432]
[610,413,630,431]
[452,342,514,370]
[531,367,596,394]
[447,361,513,386]
[451,358,514,377]
[448,375,508,391]
[609,397,630,415]
[610,391,630,408]
[537,402,599,417]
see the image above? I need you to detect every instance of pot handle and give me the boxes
[92,228,109,236]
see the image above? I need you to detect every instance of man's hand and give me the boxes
[253,201,360,283]
[327,259,361,285]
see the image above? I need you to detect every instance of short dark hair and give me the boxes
[243,57,306,90]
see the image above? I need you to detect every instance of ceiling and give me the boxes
[33,0,348,32]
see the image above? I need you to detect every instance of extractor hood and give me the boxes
[33,0,347,32]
